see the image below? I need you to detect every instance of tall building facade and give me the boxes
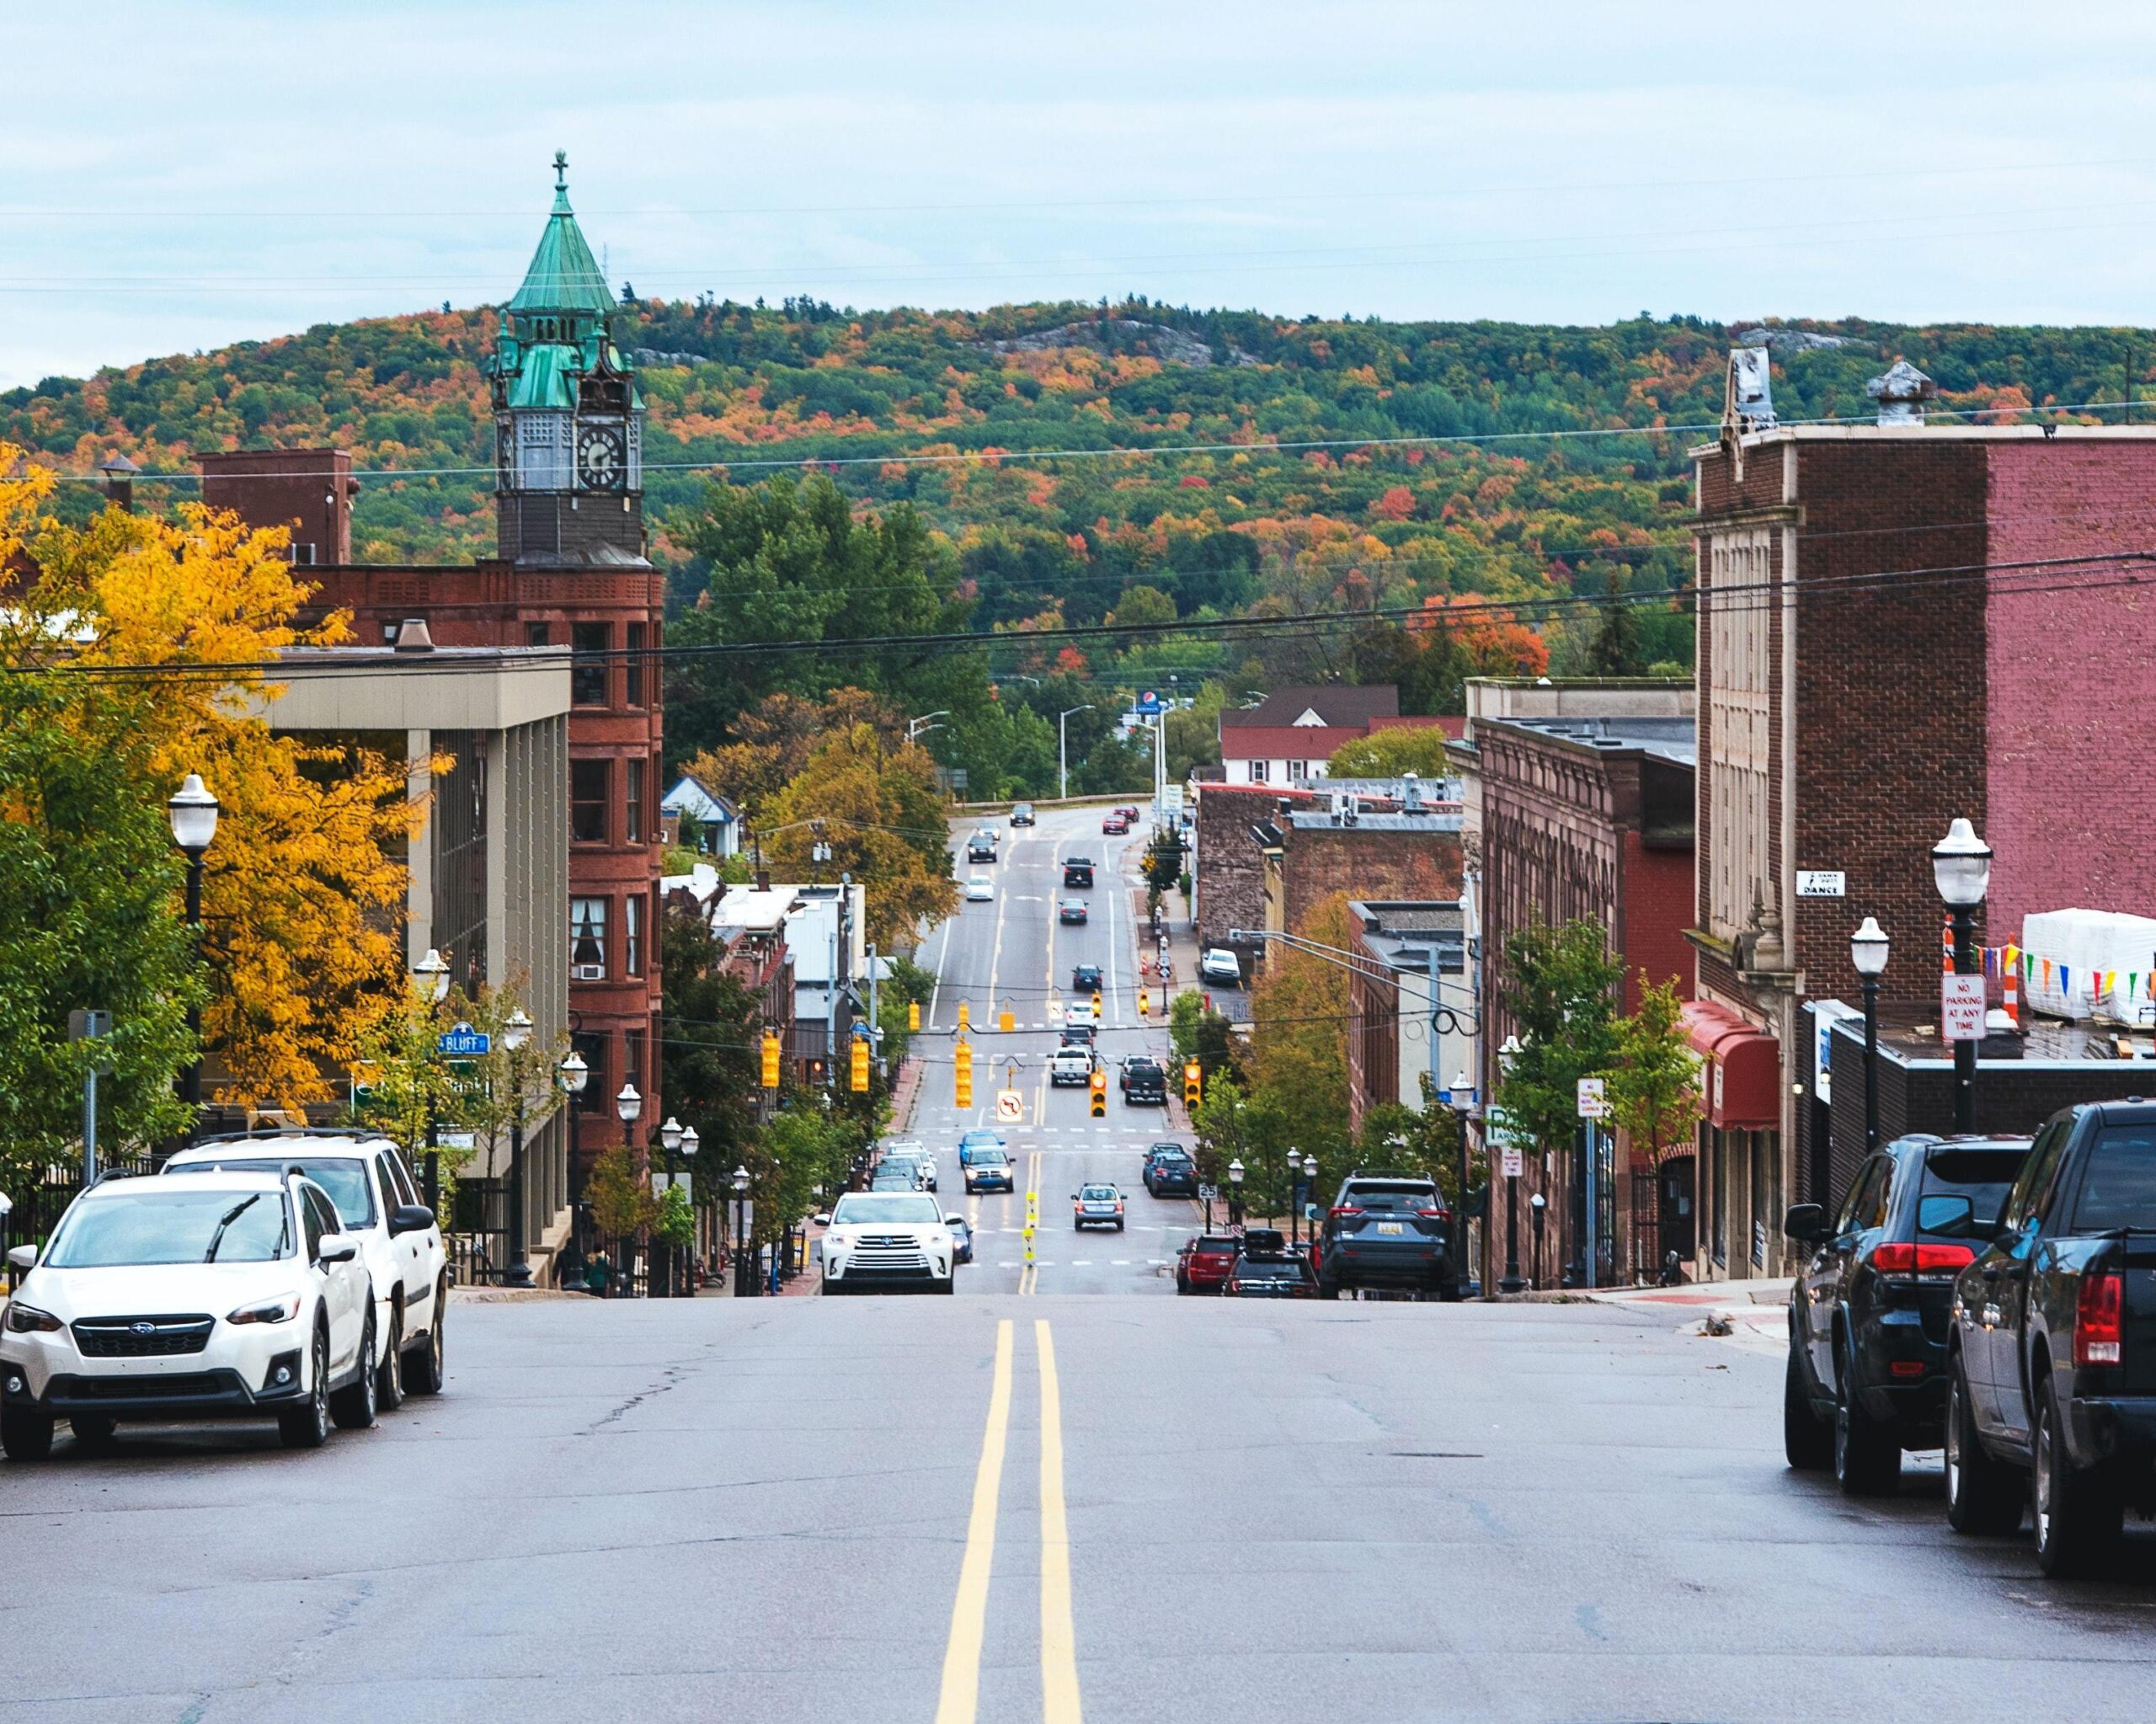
[200,155,664,1168]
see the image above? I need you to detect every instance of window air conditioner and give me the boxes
[572,963,606,982]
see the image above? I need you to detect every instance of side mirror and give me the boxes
[387,1204,435,1238]
[1782,1204,1828,1244]
[814,1213,832,1228]
[6,1244,37,1273]
[318,1232,359,1265]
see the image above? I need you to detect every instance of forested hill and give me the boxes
[2,299,2143,621]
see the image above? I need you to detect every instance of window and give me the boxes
[1706,529,1774,938]
[623,1027,646,1102]
[571,759,609,843]
[571,622,610,706]
[377,1151,415,1214]
[570,897,608,975]
[1249,758,1269,784]
[1288,759,1306,782]
[626,622,645,707]
[627,757,645,845]
[290,542,316,567]
[624,891,643,977]
[571,1030,606,1112]
[301,1189,329,1260]
[526,622,552,648]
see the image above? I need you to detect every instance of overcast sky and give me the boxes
[4,1,2155,387]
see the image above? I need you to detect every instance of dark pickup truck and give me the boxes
[1120,1056,1166,1104]
[1941,1099,2156,1575]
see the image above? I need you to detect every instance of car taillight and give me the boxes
[1331,1205,1363,1219]
[1870,1241,1977,1273]
[1415,1204,1448,1220]
[2075,1270,2124,1367]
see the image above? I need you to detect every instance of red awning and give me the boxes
[1680,999,1780,1131]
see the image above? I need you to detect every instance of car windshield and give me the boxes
[972,1149,1008,1166]
[46,1187,292,1268]
[1193,1236,1240,1253]
[169,1156,376,1227]
[1344,1182,1435,1211]
[881,1152,922,1168]
[831,1194,942,1225]
[1151,1146,1190,1161]
[2069,1126,2156,1230]
[1081,1185,1118,1200]
[1236,1256,1308,1279]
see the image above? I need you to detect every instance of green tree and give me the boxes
[1325,725,1455,779]
[1492,917,1624,1168]
[1108,583,1177,629]
[659,899,764,1181]
[1585,569,1645,676]
[1605,976,1703,1168]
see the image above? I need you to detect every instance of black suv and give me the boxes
[1010,803,1036,827]
[967,835,996,864]
[1938,1102,2156,1575]
[1143,1143,1198,1198]
[1062,857,1094,889]
[1120,1056,1166,1104]
[1070,964,1102,994]
[1315,1172,1453,1297]
[1782,1134,2031,1497]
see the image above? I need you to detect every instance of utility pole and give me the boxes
[1059,705,1093,801]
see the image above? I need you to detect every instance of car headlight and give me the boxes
[4,1302,61,1334]
[227,1294,302,1326]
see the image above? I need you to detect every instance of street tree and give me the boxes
[1492,915,1625,1169]
[1244,892,1356,1166]
[1605,976,1703,1168]
[658,898,765,1180]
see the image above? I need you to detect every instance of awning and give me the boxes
[1680,999,1780,1131]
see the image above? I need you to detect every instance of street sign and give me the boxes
[1198,1183,1219,1201]
[1941,973,1987,1041]
[437,1129,476,1150]
[1576,1076,1609,1119]
[1796,870,1847,898]
[995,1088,1025,1124]
[1501,1146,1525,1178]
[436,1022,491,1059]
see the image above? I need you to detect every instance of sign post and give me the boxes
[1576,1078,1609,1290]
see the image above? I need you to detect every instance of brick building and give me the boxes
[1191,782,1321,963]
[1472,710,1694,1288]
[200,156,663,1174]
[1250,798,1465,967]
[1687,359,2156,1281]
[1345,900,1470,1142]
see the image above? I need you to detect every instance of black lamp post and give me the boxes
[1227,1158,1245,1230]
[1497,1036,1526,1294]
[658,1115,683,1298]
[1932,819,1993,1134]
[1447,1069,1476,1299]
[167,772,220,1115]
[1850,917,1888,1155]
[502,1007,534,1287]
[558,1047,588,1270]
[1288,1146,1302,1246]
[732,1163,755,1296]
[679,1124,700,1289]
[613,1081,641,1295]
[1301,1151,1319,1247]
[1529,1191,1547,1289]
[412,947,451,1209]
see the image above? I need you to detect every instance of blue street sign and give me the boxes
[436,1022,492,1059]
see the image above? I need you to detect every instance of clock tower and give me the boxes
[490,152,646,566]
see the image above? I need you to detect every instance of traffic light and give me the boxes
[1184,1060,1203,1108]
[850,1034,870,1093]
[760,1030,782,1089]
[1138,987,1150,1018]
[908,1001,921,1032]
[1089,1068,1107,1118]
[958,1001,970,1031]
[954,1038,974,1109]
[1091,993,1102,1021]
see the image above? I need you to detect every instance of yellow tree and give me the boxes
[1244,890,1355,1168]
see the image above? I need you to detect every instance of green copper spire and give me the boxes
[507,151,616,318]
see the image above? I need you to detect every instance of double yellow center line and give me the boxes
[934,1318,1083,1723]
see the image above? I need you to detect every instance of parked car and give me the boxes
[1062,857,1094,889]
[1059,899,1088,925]
[1176,1235,1241,1294]
[1072,1183,1126,1231]
[965,873,995,902]
[2,1169,381,1459]
[1228,1231,1317,1299]
[1009,803,1036,827]
[1934,1101,2156,1574]
[1070,964,1103,994]
[1315,1172,1453,1298]
[1199,948,1243,987]
[1102,814,1129,835]
[1144,1144,1199,1198]
[947,1215,974,1267]
[164,1129,449,1409]
[877,1150,932,1192]
[1120,1055,1167,1105]
[1781,1133,2031,1496]
[819,1193,957,1294]
[963,1147,1015,1196]
[1050,1045,1096,1086]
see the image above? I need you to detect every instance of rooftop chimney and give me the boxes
[1867,358,1936,426]
[392,616,435,653]
[1401,770,1422,813]
[98,452,139,513]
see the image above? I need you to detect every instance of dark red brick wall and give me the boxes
[1621,834,1694,1008]
[1282,824,1464,937]
[200,449,355,565]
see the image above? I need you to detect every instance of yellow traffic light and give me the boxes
[1138,988,1150,1018]
[1091,994,1102,1021]
[850,1037,870,1093]
[908,1001,921,1032]
[958,1001,970,1031]
[760,1030,782,1090]
[1184,1060,1203,1107]
[954,1038,974,1108]
[1089,1068,1107,1118]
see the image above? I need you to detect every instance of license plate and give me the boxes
[1377,1221,1403,1236]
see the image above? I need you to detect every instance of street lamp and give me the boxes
[1227,1157,1245,1230]
[1529,1191,1548,1290]
[615,1081,641,1147]
[167,772,220,1113]
[731,1163,756,1297]
[906,711,950,745]
[501,1007,534,1287]
[1850,917,1889,1155]
[1287,1146,1302,1246]
[656,1115,684,1297]
[1059,705,1095,802]
[1497,1034,1525,1294]
[1932,817,1993,1132]
[414,947,451,1005]
[558,1047,589,1268]
[411,947,452,1207]
[1447,1069,1476,1299]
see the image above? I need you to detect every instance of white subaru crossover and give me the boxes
[2,1170,377,1459]
[163,1130,448,1409]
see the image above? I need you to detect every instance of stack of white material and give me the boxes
[2020,910,2156,1023]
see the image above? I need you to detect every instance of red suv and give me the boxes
[1176,1234,1240,1294]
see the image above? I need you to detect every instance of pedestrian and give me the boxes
[584,1248,611,1298]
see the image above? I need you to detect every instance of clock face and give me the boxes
[576,424,624,490]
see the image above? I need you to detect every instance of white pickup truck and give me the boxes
[1049,1045,1096,1086]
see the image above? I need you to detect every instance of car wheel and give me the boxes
[376,1300,406,1412]
[1782,1336,1834,1471]
[1176,1273,1190,1294]
[279,1325,333,1450]
[1833,1333,1902,1497]
[1943,1354,2020,1534]
[2,1405,54,1463]
[67,1414,118,1454]
[406,1279,447,1396]
[2032,1376,2122,1577]
[331,1306,379,1430]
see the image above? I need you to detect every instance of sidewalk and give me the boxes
[1585,1276,1793,1354]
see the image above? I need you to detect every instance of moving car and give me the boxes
[947,1216,974,1267]
[163,1129,449,1410]
[1176,1235,1240,1294]
[1144,1144,1199,1198]
[1199,948,1243,987]
[1228,1237,1319,1299]
[1120,1055,1167,1105]
[1070,964,1102,994]
[1102,814,1129,834]
[876,1150,934,1192]
[1117,806,1142,823]
[1935,1101,2156,1574]
[3,1170,381,1460]
[1050,1045,1096,1086]
[1059,899,1088,925]
[1072,1184,1126,1231]
[1060,1004,1097,1032]
[1780,1133,2031,1497]
[1009,803,1036,827]
[965,873,995,902]
[967,835,997,864]
[818,1193,958,1294]
[1315,1172,1453,1298]
[1062,857,1094,889]
[963,1147,1015,1195]
[955,1130,1004,1166]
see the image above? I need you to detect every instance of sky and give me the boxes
[5,0,2156,387]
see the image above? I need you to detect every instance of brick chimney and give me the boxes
[197,448,357,564]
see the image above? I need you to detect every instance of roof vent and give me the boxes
[1867,359,1936,425]
[392,616,436,653]
[1401,771,1422,813]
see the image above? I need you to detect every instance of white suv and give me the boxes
[163,1130,447,1409]
[818,1192,958,1294]
[2,1170,378,1459]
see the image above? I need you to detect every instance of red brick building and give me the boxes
[1689,369,2156,1280]
[200,157,663,1167]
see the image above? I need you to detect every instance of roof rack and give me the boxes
[187,1125,382,1148]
